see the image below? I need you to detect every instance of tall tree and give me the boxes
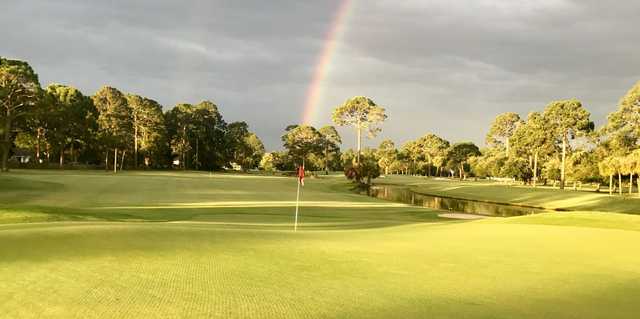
[447,142,480,180]
[486,112,522,157]
[46,84,96,167]
[542,99,593,189]
[332,96,386,165]
[602,81,640,154]
[376,139,397,175]
[192,101,227,170]
[281,125,323,165]
[227,121,265,170]
[0,58,41,171]
[92,86,132,172]
[318,125,342,174]
[126,94,145,168]
[137,98,167,168]
[419,133,450,177]
[511,112,556,187]
[629,150,640,196]
[401,140,423,175]
[598,156,618,195]
[166,103,195,170]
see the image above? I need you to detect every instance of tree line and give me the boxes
[5,56,640,195]
[1,57,265,172]
[351,81,640,195]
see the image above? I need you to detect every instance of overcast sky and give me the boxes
[2,0,639,150]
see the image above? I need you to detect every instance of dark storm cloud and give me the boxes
[1,0,639,149]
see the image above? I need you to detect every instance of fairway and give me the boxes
[1,171,640,318]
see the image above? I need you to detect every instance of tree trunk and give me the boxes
[35,128,41,164]
[182,150,186,171]
[134,113,138,169]
[637,176,640,197]
[630,174,634,194]
[120,150,126,171]
[1,116,11,172]
[105,151,109,171]
[459,163,464,180]
[560,136,567,190]
[324,146,329,175]
[59,148,64,168]
[195,137,199,170]
[609,174,613,195]
[619,172,622,196]
[113,148,118,173]
[533,152,538,188]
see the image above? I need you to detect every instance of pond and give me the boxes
[368,185,552,217]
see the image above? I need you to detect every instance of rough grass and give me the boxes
[1,171,640,318]
[379,175,640,214]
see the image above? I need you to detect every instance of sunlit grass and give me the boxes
[2,171,640,318]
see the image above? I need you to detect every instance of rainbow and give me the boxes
[301,0,353,125]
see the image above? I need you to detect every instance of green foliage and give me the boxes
[341,149,356,168]
[259,152,275,172]
[332,96,387,137]
[542,99,593,188]
[486,112,522,154]
[418,133,450,175]
[318,125,342,172]
[567,150,601,183]
[281,125,323,165]
[542,158,561,181]
[500,157,532,181]
[332,96,386,163]
[447,142,480,179]
[469,149,506,178]
[92,86,132,152]
[0,57,41,171]
[227,122,265,170]
[543,99,593,142]
[511,112,557,159]
[165,101,227,170]
[344,148,380,185]
[126,95,168,168]
[45,84,97,165]
[602,81,640,154]
[376,139,397,175]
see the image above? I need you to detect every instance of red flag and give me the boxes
[297,165,305,186]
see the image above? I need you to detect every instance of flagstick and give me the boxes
[294,176,300,232]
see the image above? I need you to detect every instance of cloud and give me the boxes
[1,0,638,149]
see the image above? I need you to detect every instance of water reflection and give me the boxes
[368,186,549,217]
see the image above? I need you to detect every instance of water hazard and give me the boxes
[368,185,551,217]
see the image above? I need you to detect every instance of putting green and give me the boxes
[1,171,639,318]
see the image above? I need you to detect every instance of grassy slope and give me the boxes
[1,171,640,318]
[379,175,640,214]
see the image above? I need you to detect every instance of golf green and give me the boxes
[1,171,639,318]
